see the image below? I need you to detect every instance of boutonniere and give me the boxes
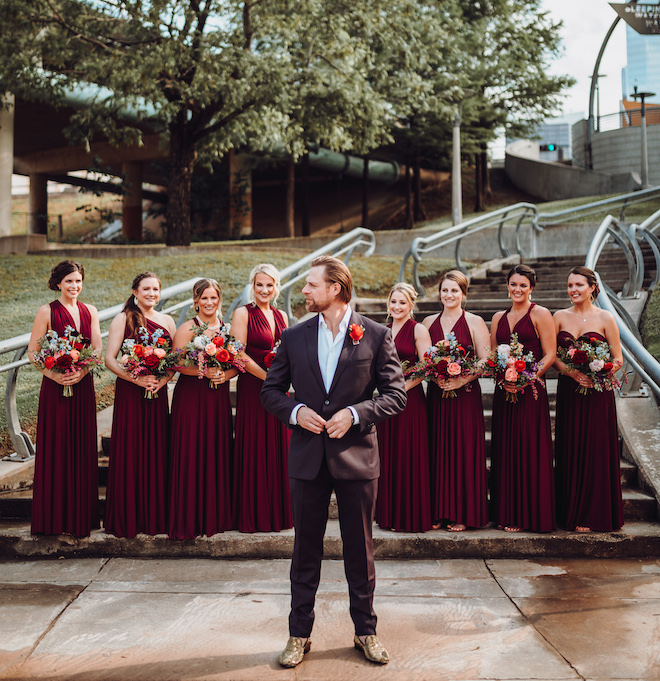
[348,323,365,345]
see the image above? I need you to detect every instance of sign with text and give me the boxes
[610,3,660,34]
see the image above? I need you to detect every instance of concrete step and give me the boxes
[2,518,659,559]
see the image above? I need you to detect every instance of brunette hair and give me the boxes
[310,255,352,304]
[569,266,600,299]
[48,260,84,291]
[192,278,222,314]
[387,282,418,310]
[506,263,537,288]
[439,270,469,300]
[248,263,281,305]
[123,272,161,339]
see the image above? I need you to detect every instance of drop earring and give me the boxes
[133,296,138,305]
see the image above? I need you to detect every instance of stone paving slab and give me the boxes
[0,557,659,680]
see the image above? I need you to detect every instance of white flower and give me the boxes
[589,359,605,372]
[497,344,511,361]
[193,335,207,350]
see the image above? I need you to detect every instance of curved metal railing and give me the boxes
[400,186,660,296]
[585,215,660,398]
[225,227,376,323]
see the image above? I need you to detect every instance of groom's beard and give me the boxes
[305,299,330,313]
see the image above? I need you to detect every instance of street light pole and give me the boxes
[630,85,656,189]
[451,88,475,226]
[590,73,606,132]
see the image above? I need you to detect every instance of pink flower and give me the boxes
[153,348,166,359]
[504,366,519,382]
[567,347,576,358]
[69,349,80,362]
[447,362,461,376]
[205,343,217,356]
[143,346,154,356]
[120,354,129,366]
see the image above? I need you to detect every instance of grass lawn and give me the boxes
[641,287,660,362]
[0,250,454,457]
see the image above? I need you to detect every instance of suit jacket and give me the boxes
[260,310,406,481]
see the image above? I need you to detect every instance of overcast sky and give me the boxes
[540,0,629,117]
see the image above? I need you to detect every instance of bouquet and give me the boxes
[484,332,542,403]
[32,325,102,397]
[263,340,281,371]
[405,331,478,398]
[177,321,246,388]
[557,336,621,395]
[120,326,178,398]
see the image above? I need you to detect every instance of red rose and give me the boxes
[573,350,588,364]
[44,356,55,370]
[217,348,230,362]
[55,354,73,369]
[144,354,159,368]
[486,358,497,367]
[212,336,224,347]
[349,324,364,342]
[514,360,526,372]
[436,359,448,376]
[456,345,466,355]
[74,342,84,350]
[133,344,144,357]
[590,337,599,345]
[157,337,167,346]
[264,352,275,369]
[603,362,613,372]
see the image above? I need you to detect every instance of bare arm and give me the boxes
[532,306,557,378]
[231,306,267,381]
[404,322,432,391]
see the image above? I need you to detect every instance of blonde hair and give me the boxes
[311,255,353,304]
[248,263,281,306]
[387,282,418,313]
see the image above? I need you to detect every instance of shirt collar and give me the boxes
[318,305,353,332]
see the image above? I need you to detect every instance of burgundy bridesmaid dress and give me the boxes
[375,318,432,532]
[490,304,555,532]
[233,304,292,532]
[427,312,488,528]
[168,318,233,539]
[555,331,623,531]
[105,319,170,538]
[32,301,99,537]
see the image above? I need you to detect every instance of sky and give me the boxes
[539,0,629,118]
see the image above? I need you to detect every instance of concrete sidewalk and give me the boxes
[1,557,659,680]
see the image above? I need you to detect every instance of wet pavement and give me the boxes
[0,557,659,680]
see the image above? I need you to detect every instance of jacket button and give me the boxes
[324,399,330,405]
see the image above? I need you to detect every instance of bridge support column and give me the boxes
[28,173,48,235]
[122,161,143,242]
[0,93,14,238]
[229,150,252,238]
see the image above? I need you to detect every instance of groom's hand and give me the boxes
[325,408,353,439]
[297,406,327,434]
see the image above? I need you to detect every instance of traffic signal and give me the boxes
[539,143,556,152]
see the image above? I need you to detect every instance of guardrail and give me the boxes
[1,227,376,462]
[400,186,660,296]
[0,278,201,462]
[585,215,660,399]
[225,227,376,323]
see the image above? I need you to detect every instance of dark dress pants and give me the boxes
[288,457,378,637]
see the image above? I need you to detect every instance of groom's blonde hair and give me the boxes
[311,255,353,304]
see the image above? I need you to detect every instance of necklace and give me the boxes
[573,308,589,323]
[197,316,220,330]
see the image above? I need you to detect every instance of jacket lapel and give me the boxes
[328,311,359,395]
[305,315,326,394]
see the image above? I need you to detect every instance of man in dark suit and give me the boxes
[261,255,406,667]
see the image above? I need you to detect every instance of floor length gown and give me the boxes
[105,319,170,538]
[427,312,488,528]
[233,304,292,532]
[32,300,99,536]
[490,304,555,532]
[555,331,624,531]
[169,319,233,539]
[375,318,432,532]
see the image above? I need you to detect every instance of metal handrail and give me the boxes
[585,216,660,399]
[399,203,539,295]
[1,278,201,462]
[225,227,376,324]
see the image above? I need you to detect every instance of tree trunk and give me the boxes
[481,147,492,203]
[474,152,486,213]
[166,119,195,246]
[301,152,310,237]
[361,155,370,229]
[286,157,295,238]
[413,150,426,222]
[405,159,413,229]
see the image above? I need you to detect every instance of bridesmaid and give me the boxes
[375,282,433,532]
[104,272,176,537]
[490,264,556,532]
[231,264,292,532]
[553,266,624,532]
[422,271,490,531]
[28,261,102,537]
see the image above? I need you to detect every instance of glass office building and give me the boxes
[621,26,660,101]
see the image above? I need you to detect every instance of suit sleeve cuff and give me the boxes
[290,403,305,425]
[347,406,359,424]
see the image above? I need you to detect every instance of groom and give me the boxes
[261,255,406,667]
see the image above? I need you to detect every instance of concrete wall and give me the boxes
[505,142,637,201]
